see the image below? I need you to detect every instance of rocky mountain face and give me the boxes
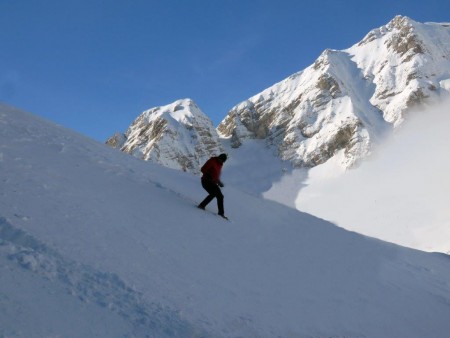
[106,99,224,173]
[217,16,450,168]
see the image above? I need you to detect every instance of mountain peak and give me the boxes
[106,99,224,173]
[313,48,340,70]
[357,15,419,48]
[141,98,201,123]
[387,15,416,29]
[218,16,450,169]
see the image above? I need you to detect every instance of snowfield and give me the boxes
[1,103,450,337]
[294,99,450,254]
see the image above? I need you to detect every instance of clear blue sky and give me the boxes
[1,0,449,141]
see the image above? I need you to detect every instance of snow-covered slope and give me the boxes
[2,104,450,337]
[218,16,450,254]
[292,99,450,254]
[218,16,450,169]
[106,98,224,173]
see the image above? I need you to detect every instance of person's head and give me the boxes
[218,153,228,163]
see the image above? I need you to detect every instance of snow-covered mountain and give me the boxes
[2,103,450,337]
[218,16,450,168]
[106,98,224,173]
[101,16,450,255]
[107,17,450,172]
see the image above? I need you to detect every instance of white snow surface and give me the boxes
[293,99,450,254]
[1,104,450,337]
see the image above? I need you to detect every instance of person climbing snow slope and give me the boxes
[197,153,228,220]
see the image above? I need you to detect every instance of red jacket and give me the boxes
[201,157,223,184]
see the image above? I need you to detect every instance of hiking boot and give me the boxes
[218,214,229,220]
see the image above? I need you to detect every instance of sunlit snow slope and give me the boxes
[1,104,450,338]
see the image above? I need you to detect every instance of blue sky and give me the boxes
[1,0,449,141]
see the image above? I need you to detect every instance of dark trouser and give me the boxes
[198,179,224,215]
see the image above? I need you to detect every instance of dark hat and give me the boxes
[218,153,228,162]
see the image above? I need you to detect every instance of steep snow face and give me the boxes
[1,104,450,338]
[218,16,450,169]
[106,99,224,173]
